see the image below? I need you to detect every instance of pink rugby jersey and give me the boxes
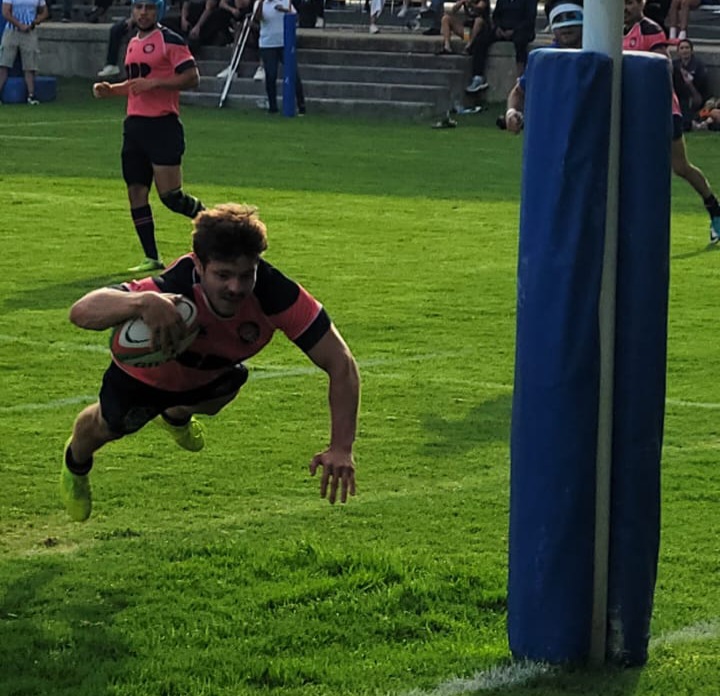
[124,26,197,117]
[623,18,681,116]
[115,255,329,391]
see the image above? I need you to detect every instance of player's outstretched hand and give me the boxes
[92,82,113,99]
[309,448,356,504]
[505,107,524,134]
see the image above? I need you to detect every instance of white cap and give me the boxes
[549,3,583,30]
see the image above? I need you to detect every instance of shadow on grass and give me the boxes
[671,243,720,260]
[0,561,132,695]
[1,275,125,314]
[420,393,511,459]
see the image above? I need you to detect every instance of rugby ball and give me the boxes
[110,297,199,367]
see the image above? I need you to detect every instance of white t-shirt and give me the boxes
[257,0,290,49]
[2,0,46,32]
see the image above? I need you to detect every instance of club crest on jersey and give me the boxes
[237,322,260,344]
[143,44,156,54]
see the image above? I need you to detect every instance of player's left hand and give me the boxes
[309,448,356,504]
[128,78,155,94]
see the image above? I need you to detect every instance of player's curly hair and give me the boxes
[192,203,269,265]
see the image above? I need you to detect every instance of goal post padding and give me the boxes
[606,51,671,667]
[509,48,613,663]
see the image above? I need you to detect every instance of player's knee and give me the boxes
[159,188,204,218]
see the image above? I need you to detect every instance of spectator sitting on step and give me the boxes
[666,0,700,40]
[672,37,708,131]
[0,0,49,104]
[435,0,489,55]
[165,0,233,48]
[465,0,537,94]
[693,98,720,131]
[85,0,112,23]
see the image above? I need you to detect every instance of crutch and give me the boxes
[218,15,252,108]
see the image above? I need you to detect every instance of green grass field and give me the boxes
[1,79,719,696]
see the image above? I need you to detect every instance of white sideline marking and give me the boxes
[666,398,720,411]
[403,661,550,695]
[405,619,720,696]
[0,334,108,354]
[0,353,451,413]
[651,619,720,646]
[0,118,115,129]
[4,330,720,413]
[3,135,66,141]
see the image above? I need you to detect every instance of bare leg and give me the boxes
[69,403,123,464]
[672,136,713,200]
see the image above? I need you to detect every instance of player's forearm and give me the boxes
[507,81,524,112]
[148,69,199,91]
[327,356,360,452]
[70,289,150,330]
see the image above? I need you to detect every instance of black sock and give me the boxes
[162,413,191,427]
[65,443,93,476]
[704,194,720,219]
[131,205,159,260]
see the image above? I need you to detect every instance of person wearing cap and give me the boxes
[624,0,720,244]
[503,0,583,133]
[92,0,207,274]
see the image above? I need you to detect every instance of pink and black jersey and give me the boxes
[623,18,680,116]
[124,26,197,117]
[117,255,330,391]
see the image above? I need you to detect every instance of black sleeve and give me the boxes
[294,307,332,353]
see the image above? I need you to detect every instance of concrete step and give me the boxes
[197,73,448,101]
[202,59,463,86]
[182,89,437,117]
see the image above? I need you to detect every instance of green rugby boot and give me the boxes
[158,415,205,452]
[60,439,92,522]
[127,257,165,274]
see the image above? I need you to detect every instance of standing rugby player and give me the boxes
[93,0,206,273]
[624,0,720,244]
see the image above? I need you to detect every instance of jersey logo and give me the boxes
[237,322,260,344]
[127,63,152,79]
[143,43,156,54]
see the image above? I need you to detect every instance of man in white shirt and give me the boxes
[0,0,49,104]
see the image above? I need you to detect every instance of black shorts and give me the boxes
[672,113,683,142]
[121,114,186,188]
[99,362,248,435]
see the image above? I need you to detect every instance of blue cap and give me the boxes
[131,0,166,21]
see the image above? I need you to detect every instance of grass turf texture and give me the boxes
[0,78,719,695]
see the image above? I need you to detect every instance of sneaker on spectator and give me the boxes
[27,94,40,105]
[97,64,120,78]
[406,17,420,31]
[216,66,232,79]
[465,75,489,93]
[253,65,265,81]
[397,5,408,17]
[369,22,380,34]
[422,26,440,35]
[315,16,325,28]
